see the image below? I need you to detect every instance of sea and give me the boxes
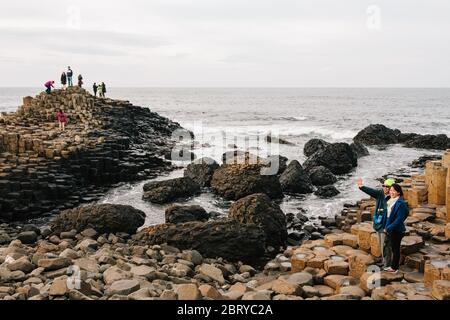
[1,87,449,227]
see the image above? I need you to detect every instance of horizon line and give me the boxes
[2,86,450,89]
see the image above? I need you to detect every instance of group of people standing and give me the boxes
[60,66,83,89]
[93,82,107,98]
[45,66,106,99]
[45,66,108,133]
[358,177,409,273]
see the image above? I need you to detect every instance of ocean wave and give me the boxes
[186,124,357,142]
[276,116,308,121]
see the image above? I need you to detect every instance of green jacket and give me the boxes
[359,186,390,232]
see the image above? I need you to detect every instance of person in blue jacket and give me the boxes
[384,183,408,273]
[357,177,396,268]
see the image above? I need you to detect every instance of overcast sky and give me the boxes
[1,0,449,87]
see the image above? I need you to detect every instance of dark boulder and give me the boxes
[314,185,340,198]
[397,132,419,143]
[308,166,337,186]
[279,160,313,194]
[261,155,288,175]
[287,231,307,246]
[183,157,219,187]
[142,177,200,204]
[165,204,210,224]
[16,231,38,244]
[403,134,450,150]
[211,164,283,200]
[350,142,369,158]
[353,124,400,145]
[229,193,287,249]
[51,204,145,234]
[304,142,357,175]
[411,154,442,168]
[133,219,266,265]
[303,139,330,157]
[21,225,41,236]
[354,124,450,150]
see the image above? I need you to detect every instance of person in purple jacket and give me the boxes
[45,80,55,94]
[56,109,68,131]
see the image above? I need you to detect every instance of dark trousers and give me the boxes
[390,231,404,270]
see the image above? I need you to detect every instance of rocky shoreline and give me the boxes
[0,87,183,221]
[0,89,449,300]
[0,149,448,300]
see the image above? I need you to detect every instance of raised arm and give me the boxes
[357,177,382,198]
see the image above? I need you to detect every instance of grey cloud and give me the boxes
[0,27,169,56]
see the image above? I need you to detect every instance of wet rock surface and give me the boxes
[210,164,283,200]
[229,193,287,250]
[165,204,210,224]
[303,142,358,175]
[51,204,145,234]
[142,177,201,204]
[354,124,450,150]
[183,157,219,187]
[279,160,313,194]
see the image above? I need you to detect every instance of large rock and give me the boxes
[308,166,337,186]
[404,134,450,150]
[142,177,200,204]
[52,204,145,234]
[198,264,225,284]
[401,236,424,255]
[303,143,357,175]
[432,280,450,300]
[350,142,369,158]
[261,155,288,175]
[314,185,340,198]
[304,139,330,157]
[165,204,209,224]
[211,164,283,200]
[176,284,201,300]
[107,279,141,296]
[353,124,399,145]
[134,219,266,265]
[279,160,313,194]
[38,257,71,271]
[16,231,38,244]
[184,157,219,187]
[271,278,303,296]
[354,124,450,150]
[229,193,287,249]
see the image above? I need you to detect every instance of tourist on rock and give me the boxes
[101,82,106,97]
[93,82,98,97]
[78,74,84,87]
[67,66,73,86]
[61,72,67,89]
[97,82,103,98]
[357,177,395,268]
[56,109,68,131]
[44,80,55,94]
[384,184,408,273]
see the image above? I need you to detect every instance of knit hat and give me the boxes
[383,178,396,187]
